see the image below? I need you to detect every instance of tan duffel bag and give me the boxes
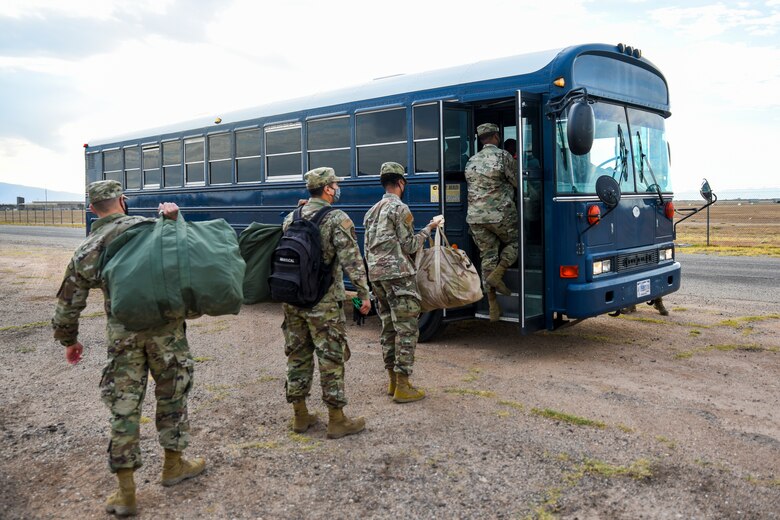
[415,227,483,312]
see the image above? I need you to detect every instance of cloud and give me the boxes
[650,3,779,39]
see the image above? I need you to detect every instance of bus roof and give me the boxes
[90,47,562,146]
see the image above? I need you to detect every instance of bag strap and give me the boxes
[309,206,335,227]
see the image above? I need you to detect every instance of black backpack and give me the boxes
[269,206,335,308]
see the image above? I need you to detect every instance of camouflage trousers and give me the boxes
[100,318,193,473]
[372,276,421,376]
[469,221,518,291]
[282,301,349,409]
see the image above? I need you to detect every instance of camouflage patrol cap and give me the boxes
[379,161,406,180]
[477,123,500,137]
[305,167,342,189]
[88,180,123,203]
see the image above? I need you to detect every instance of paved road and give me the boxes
[1,226,776,309]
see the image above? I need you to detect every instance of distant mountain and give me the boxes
[0,182,83,204]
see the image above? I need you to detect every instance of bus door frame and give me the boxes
[517,90,546,334]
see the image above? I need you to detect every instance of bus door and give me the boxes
[517,91,545,333]
[439,101,475,268]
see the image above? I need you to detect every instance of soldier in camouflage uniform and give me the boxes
[52,180,204,517]
[363,162,441,403]
[281,167,371,439]
[465,123,519,321]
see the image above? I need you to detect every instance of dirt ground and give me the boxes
[1,233,779,519]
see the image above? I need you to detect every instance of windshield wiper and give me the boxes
[636,131,664,205]
[617,124,628,181]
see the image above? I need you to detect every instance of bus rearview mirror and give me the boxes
[700,178,713,203]
[596,175,621,208]
[567,100,595,156]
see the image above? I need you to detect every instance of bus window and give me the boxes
[555,102,634,194]
[103,149,122,184]
[522,107,542,170]
[208,133,232,185]
[628,108,672,193]
[184,138,205,185]
[413,104,439,173]
[163,140,183,187]
[307,117,350,177]
[236,129,262,183]
[443,110,471,174]
[356,108,407,175]
[124,147,141,190]
[266,124,302,179]
[143,146,160,188]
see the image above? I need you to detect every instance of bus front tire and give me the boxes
[418,309,445,343]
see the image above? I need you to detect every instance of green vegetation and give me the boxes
[530,408,606,429]
[655,435,676,450]
[443,388,496,398]
[193,356,214,363]
[498,399,525,411]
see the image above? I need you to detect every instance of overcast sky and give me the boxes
[1,0,778,195]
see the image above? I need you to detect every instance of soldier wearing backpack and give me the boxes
[279,167,371,439]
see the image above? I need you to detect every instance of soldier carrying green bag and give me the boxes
[52,180,205,517]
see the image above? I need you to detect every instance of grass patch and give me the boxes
[572,458,653,481]
[193,356,214,363]
[0,320,49,332]
[531,408,606,428]
[443,388,496,398]
[676,343,768,359]
[678,245,780,257]
[655,435,676,450]
[256,375,279,383]
[689,330,701,336]
[618,315,667,325]
[616,424,635,434]
[718,314,780,327]
[498,399,525,411]
[674,351,695,359]
[496,410,511,418]
[14,346,36,353]
[140,416,152,424]
[672,307,688,312]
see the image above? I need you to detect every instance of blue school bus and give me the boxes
[85,42,692,339]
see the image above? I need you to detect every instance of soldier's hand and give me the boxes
[429,214,445,229]
[297,199,308,207]
[353,305,365,326]
[157,202,179,220]
[359,299,371,315]
[65,342,83,365]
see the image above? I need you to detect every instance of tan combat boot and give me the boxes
[326,407,366,439]
[161,449,206,487]
[486,263,511,296]
[393,373,425,403]
[488,289,501,322]
[105,468,136,517]
[387,369,397,396]
[653,298,669,316]
[292,399,319,433]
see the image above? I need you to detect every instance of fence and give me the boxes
[0,209,85,226]
[674,200,780,250]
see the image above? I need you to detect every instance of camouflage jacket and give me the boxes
[52,213,152,346]
[363,193,430,282]
[283,198,370,302]
[464,144,518,224]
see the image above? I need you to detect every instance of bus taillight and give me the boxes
[587,205,601,225]
[560,265,579,278]
[664,201,675,219]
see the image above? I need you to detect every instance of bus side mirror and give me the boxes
[567,100,595,156]
[596,175,621,208]
[700,178,713,203]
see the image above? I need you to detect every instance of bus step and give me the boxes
[474,313,520,323]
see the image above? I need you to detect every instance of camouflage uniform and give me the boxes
[282,170,370,409]
[52,180,193,473]
[364,177,431,376]
[465,124,519,290]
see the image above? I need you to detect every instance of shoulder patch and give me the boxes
[405,211,414,226]
[340,218,353,230]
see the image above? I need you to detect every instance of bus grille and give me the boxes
[616,249,659,272]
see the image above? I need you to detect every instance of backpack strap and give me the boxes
[309,206,335,227]
[293,206,304,222]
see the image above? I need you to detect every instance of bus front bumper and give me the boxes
[564,262,681,319]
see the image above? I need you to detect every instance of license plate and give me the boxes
[637,279,651,298]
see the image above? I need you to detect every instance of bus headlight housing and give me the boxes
[659,248,673,261]
[593,259,612,275]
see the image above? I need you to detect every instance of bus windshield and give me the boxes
[555,102,671,194]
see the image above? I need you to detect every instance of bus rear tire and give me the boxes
[418,309,445,343]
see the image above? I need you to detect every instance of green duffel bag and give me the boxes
[101,214,246,331]
[238,222,283,304]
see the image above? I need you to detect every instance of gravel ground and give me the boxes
[1,232,779,519]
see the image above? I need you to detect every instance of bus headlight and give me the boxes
[659,248,673,261]
[593,259,612,275]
